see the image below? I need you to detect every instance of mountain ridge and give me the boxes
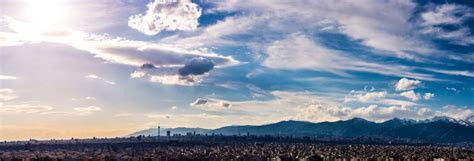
[129,116,474,143]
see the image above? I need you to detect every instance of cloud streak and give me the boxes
[0,88,18,101]
[263,34,437,80]
[85,74,116,85]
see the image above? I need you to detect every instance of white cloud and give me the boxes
[0,88,18,101]
[446,87,458,92]
[423,93,435,100]
[395,78,422,91]
[85,74,99,79]
[193,90,461,123]
[85,96,96,100]
[0,17,240,86]
[188,0,438,61]
[0,103,53,114]
[424,68,474,77]
[130,71,147,78]
[400,90,420,101]
[420,4,474,45]
[161,14,259,47]
[344,90,417,107]
[421,4,472,26]
[149,74,202,86]
[0,75,17,80]
[140,91,472,128]
[438,105,473,119]
[352,91,387,102]
[85,74,116,85]
[298,104,434,122]
[263,34,436,80]
[128,0,202,35]
[73,106,102,115]
[190,98,232,112]
[0,17,239,70]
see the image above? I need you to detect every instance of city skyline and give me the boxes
[1,0,473,141]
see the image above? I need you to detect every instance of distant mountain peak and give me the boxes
[382,117,417,127]
[430,116,456,122]
[130,117,474,143]
[348,117,369,122]
[423,116,473,126]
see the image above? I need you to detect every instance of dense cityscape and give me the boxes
[1,135,474,160]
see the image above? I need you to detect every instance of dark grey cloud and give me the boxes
[141,63,157,69]
[178,58,215,76]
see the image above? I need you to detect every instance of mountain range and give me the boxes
[129,116,474,143]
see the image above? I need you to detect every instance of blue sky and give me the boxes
[0,0,473,140]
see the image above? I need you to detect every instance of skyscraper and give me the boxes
[158,125,160,137]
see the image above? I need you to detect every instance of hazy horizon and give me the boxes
[1,0,473,141]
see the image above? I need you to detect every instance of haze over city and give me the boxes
[1,0,473,142]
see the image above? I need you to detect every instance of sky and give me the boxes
[0,0,473,141]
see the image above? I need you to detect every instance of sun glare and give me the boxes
[23,0,69,27]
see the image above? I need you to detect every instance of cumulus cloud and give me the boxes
[400,90,420,101]
[0,75,17,80]
[344,89,417,107]
[130,71,147,78]
[0,88,18,101]
[295,104,439,123]
[188,91,467,123]
[439,105,473,119]
[423,93,435,100]
[395,78,422,91]
[178,57,215,76]
[128,0,202,35]
[139,91,473,128]
[348,91,387,102]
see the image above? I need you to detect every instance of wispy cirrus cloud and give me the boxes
[419,4,474,45]
[0,88,18,101]
[0,17,240,86]
[263,34,437,80]
[0,75,17,80]
[85,74,116,85]
[0,103,53,114]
